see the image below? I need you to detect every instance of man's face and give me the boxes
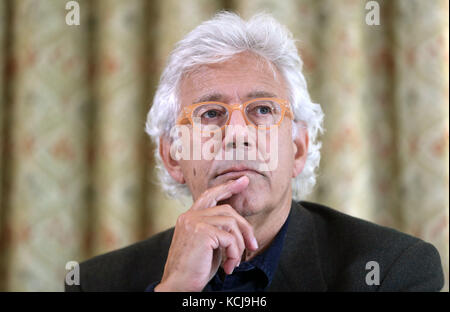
[163,52,308,217]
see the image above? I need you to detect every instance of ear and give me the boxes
[159,136,185,184]
[292,122,309,178]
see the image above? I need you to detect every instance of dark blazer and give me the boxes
[65,201,444,291]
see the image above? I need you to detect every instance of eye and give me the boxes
[202,109,222,119]
[256,105,272,115]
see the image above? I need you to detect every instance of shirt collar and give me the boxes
[234,213,291,287]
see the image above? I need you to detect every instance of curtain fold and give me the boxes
[311,0,375,220]
[0,0,7,292]
[360,0,401,230]
[393,0,449,290]
[91,0,150,256]
[5,0,92,291]
[0,0,6,236]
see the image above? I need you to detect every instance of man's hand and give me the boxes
[154,175,259,292]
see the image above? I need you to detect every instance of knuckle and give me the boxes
[228,216,238,226]
[199,194,214,208]
[203,189,213,199]
[221,204,233,213]
[220,223,231,233]
[225,216,238,230]
[176,213,195,231]
[194,222,206,233]
[198,193,207,203]
[226,231,236,242]
[176,213,185,226]
[194,197,204,208]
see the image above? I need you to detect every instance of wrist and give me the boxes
[154,276,204,292]
[154,282,172,292]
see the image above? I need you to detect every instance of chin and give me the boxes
[220,190,262,217]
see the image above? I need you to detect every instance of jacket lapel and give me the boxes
[267,200,327,291]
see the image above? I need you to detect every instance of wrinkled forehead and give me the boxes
[178,52,288,107]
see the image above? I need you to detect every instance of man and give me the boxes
[66,12,444,292]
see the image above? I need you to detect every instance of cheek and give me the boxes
[272,123,293,153]
[182,161,211,195]
[280,123,294,157]
[275,127,295,175]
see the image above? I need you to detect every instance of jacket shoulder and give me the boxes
[298,201,444,291]
[300,200,419,248]
[65,227,174,292]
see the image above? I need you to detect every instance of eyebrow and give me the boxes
[193,90,277,104]
[245,91,277,99]
[194,93,224,104]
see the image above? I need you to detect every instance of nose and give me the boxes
[222,108,254,152]
[228,108,247,127]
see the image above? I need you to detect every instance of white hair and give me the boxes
[145,11,324,201]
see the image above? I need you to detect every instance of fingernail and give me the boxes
[235,176,248,184]
[252,237,259,249]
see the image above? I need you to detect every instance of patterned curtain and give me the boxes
[0,0,448,291]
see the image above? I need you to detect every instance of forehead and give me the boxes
[179,52,288,106]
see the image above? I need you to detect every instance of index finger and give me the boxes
[192,175,250,211]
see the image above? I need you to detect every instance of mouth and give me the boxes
[214,166,263,180]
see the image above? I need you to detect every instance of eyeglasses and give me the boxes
[176,97,293,131]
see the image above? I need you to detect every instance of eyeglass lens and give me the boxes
[192,100,282,128]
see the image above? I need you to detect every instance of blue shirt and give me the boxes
[146,214,290,292]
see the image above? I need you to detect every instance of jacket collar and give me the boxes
[267,200,327,291]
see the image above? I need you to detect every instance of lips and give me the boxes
[215,166,262,179]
